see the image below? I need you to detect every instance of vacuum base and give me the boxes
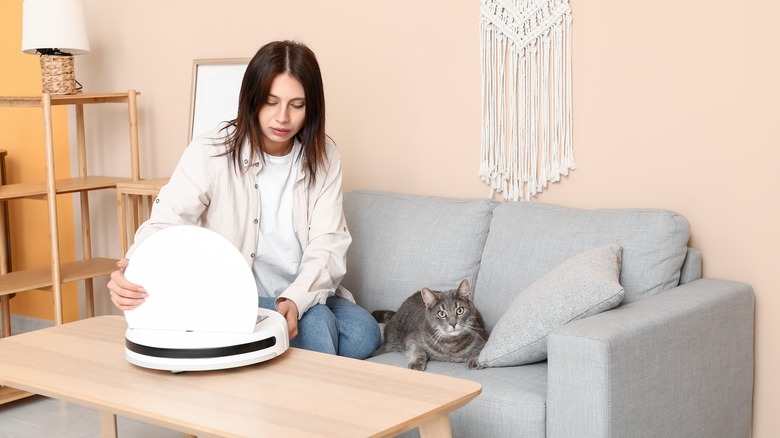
[124,308,289,373]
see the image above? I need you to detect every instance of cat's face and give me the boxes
[421,280,477,336]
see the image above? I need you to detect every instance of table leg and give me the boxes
[99,411,118,438]
[418,413,452,438]
[1,296,10,337]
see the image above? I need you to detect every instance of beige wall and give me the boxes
[72,0,778,435]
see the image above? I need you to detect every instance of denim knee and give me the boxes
[291,303,338,355]
[325,296,382,360]
[337,316,382,359]
[258,296,381,359]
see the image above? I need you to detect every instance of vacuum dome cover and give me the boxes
[124,225,258,334]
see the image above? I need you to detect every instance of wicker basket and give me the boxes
[40,55,78,95]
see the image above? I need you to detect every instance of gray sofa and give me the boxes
[341,190,754,438]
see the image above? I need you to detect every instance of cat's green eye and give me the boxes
[456,307,465,315]
[437,310,447,318]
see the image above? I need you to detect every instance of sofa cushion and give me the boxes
[478,245,625,368]
[476,202,690,330]
[369,352,548,438]
[342,191,498,313]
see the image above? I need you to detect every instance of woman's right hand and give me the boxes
[107,258,148,311]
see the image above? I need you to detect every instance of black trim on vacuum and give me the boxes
[125,337,277,359]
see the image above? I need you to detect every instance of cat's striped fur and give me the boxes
[372,279,488,371]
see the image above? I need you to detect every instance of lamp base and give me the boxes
[40,55,79,95]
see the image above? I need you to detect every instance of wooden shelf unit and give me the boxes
[0,176,132,200]
[0,91,141,334]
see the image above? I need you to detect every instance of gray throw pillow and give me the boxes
[478,245,625,368]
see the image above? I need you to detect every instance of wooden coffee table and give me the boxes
[0,315,481,437]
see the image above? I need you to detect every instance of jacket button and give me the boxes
[255,184,258,189]
[155,198,160,203]
[243,159,249,164]
[250,253,255,258]
[254,219,258,224]
[254,162,259,167]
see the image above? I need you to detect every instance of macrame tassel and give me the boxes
[550,18,564,182]
[538,32,551,193]
[563,14,575,174]
[479,0,574,201]
[480,21,507,198]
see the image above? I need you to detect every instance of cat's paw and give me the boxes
[408,360,428,371]
[467,358,484,370]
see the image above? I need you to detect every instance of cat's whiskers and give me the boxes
[461,323,487,342]
[431,329,446,345]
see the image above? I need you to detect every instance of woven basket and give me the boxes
[40,55,78,95]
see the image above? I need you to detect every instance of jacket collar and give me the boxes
[240,137,306,182]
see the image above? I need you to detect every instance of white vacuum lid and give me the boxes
[124,225,258,334]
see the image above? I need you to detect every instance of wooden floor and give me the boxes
[0,314,181,437]
[0,395,182,437]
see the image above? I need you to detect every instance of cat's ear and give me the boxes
[456,279,472,301]
[421,288,439,309]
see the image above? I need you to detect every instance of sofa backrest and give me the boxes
[342,191,498,313]
[475,202,691,330]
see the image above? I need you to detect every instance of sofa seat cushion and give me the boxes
[369,352,547,438]
[476,202,690,330]
[342,191,498,313]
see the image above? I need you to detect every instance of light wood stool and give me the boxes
[116,178,169,257]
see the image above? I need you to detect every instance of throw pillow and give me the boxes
[478,244,625,368]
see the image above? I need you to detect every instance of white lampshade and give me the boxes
[21,0,90,55]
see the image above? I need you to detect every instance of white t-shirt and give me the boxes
[253,145,303,298]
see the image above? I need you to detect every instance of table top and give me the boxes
[0,316,481,437]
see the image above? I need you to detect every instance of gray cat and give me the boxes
[372,279,488,371]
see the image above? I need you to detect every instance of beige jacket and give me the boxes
[128,126,353,318]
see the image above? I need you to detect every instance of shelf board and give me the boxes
[0,92,140,108]
[116,177,170,195]
[0,258,118,296]
[0,386,32,404]
[0,176,133,201]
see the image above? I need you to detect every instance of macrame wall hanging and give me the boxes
[479,0,574,201]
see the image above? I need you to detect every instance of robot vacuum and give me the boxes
[122,226,289,373]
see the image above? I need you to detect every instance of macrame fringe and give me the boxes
[480,0,575,201]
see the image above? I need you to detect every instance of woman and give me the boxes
[108,40,381,359]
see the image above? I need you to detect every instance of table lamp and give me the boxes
[21,0,90,95]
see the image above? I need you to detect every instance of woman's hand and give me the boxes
[276,298,299,340]
[107,258,148,311]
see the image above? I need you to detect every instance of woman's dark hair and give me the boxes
[221,40,326,182]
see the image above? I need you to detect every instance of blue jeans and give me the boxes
[258,295,381,359]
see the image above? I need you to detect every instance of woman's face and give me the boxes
[258,73,306,156]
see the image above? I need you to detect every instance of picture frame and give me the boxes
[187,58,251,142]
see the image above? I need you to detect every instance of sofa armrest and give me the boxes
[546,278,754,438]
[679,247,703,284]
